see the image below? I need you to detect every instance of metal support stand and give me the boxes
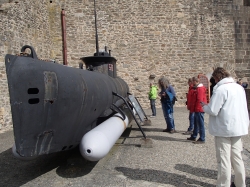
[133,95,149,121]
[112,92,147,139]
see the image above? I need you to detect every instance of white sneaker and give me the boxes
[150,115,156,118]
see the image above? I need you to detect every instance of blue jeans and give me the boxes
[188,112,194,131]
[191,112,205,141]
[161,103,175,130]
[150,99,156,116]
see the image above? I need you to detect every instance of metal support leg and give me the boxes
[112,92,147,139]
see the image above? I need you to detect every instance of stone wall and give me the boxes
[61,0,250,105]
[0,0,250,130]
[0,0,62,130]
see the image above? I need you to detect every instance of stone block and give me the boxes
[143,119,152,126]
[139,138,153,148]
[0,107,5,116]
[0,0,9,5]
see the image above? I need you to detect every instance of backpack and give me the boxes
[172,96,177,105]
[161,90,174,105]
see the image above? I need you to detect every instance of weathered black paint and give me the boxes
[5,46,130,157]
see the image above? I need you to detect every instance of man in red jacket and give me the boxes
[187,77,207,144]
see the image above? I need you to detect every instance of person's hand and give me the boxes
[200,101,206,107]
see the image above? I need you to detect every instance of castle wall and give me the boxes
[0,0,62,130]
[0,0,250,130]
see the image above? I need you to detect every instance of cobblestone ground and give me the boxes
[0,107,250,187]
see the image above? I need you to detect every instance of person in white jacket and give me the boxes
[201,67,249,187]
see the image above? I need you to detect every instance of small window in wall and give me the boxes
[244,0,250,6]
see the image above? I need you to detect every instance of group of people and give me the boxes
[149,76,206,138]
[148,67,249,187]
[185,76,207,144]
[148,78,176,133]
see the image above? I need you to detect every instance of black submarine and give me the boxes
[5,0,147,161]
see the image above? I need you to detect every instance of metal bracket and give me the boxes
[111,103,126,121]
[21,45,38,59]
[112,92,147,139]
[135,96,148,120]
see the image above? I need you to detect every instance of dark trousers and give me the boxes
[191,112,205,141]
[150,99,156,116]
[188,112,194,131]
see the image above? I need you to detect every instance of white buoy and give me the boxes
[80,112,131,161]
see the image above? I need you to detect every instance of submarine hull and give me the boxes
[5,54,129,157]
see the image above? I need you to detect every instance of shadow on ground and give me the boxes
[145,135,192,142]
[131,127,187,134]
[0,147,97,187]
[175,164,217,180]
[175,164,250,185]
[116,165,250,186]
[115,166,214,186]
